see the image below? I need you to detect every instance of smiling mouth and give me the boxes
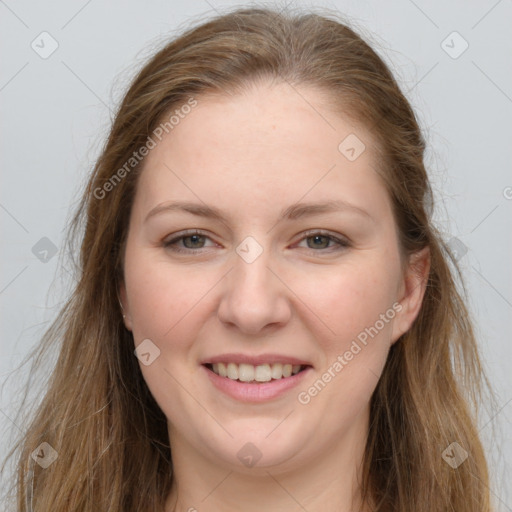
[204,362,310,383]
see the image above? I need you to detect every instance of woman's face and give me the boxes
[120,81,427,473]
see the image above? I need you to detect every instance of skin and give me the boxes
[119,80,430,512]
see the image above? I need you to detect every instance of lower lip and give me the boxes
[203,365,312,403]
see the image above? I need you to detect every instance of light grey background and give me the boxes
[1,0,511,508]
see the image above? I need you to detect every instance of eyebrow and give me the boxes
[144,199,373,223]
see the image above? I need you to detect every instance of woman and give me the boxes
[3,6,492,511]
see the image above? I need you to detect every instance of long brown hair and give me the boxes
[2,6,493,511]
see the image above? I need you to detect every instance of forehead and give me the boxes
[133,82,392,226]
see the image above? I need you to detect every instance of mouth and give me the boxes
[203,362,311,383]
[201,356,313,402]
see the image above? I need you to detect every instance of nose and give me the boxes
[217,245,292,335]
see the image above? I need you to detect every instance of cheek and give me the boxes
[124,255,214,421]
[125,253,212,341]
[294,253,401,427]
[296,256,401,351]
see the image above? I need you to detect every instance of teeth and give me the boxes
[271,363,283,379]
[238,363,254,382]
[209,362,305,382]
[227,363,238,380]
[255,364,271,382]
[218,362,227,377]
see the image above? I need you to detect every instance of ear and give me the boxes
[119,280,133,332]
[391,246,430,344]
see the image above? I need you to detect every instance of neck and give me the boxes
[164,407,372,512]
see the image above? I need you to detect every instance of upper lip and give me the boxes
[201,353,312,367]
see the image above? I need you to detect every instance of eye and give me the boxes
[295,230,350,252]
[163,229,350,255]
[163,230,216,254]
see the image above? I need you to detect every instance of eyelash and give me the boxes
[163,229,350,255]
